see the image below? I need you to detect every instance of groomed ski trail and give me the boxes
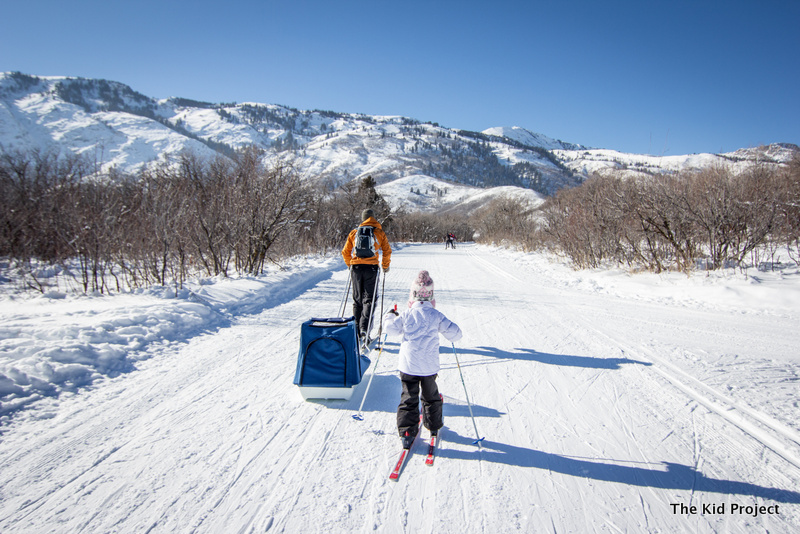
[0,243,798,533]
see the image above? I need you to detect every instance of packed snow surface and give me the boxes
[1,244,799,533]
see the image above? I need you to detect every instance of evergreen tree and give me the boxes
[356,175,391,220]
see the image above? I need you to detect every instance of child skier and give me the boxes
[382,270,462,449]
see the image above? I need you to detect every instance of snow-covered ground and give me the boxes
[1,244,799,533]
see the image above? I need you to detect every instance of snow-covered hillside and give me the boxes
[2,72,796,202]
[1,244,799,533]
[0,77,216,167]
[482,125,585,151]
[376,175,545,214]
[554,145,800,178]
[0,73,574,195]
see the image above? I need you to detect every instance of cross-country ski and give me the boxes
[425,431,439,466]
[389,438,416,481]
[390,415,423,480]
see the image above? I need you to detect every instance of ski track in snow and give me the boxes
[1,243,799,533]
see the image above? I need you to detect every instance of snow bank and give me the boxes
[0,255,340,421]
[494,247,800,316]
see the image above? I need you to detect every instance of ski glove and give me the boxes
[383,267,390,273]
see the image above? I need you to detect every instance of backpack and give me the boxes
[354,225,375,258]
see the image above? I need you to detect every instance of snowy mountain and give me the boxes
[376,175,545,214]
[553,144,800,179]
[482,125,584,151]
[2,72,798,205]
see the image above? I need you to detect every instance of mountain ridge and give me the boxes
[2,72,797,201]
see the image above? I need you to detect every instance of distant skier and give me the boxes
[342,209,392,343]
[382,270,462,449]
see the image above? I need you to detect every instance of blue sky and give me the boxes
[2,0,798,155]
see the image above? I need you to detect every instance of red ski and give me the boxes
[425,432,438,466]
[389,448,411,480]
[389,415,422,480]
[426,395,443,465]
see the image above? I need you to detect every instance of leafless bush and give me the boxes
[537,163,796,272]
[683,164,782,269]
[229,148,312,274]
[0,149,90,265]
[388,209,472,244]
[775,155,800,265]
[472,196,539,250]
[1,147,314,292]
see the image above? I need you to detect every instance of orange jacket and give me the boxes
[341,217,392,269]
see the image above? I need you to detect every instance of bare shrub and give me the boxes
[537,162,796,272]
[1,146,315,292]
[539,177,635,268]
[776,155,800,265]
[229,148,312,273]
[472,196,537,250]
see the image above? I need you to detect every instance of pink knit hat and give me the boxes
[408,270,435,308]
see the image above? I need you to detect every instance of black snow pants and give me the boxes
[350,264,379,335]
[397,372,443,437]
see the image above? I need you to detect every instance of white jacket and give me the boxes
[382,301,463,376]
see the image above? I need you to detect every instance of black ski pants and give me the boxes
[397,372,443,437]
[350,264,379,335]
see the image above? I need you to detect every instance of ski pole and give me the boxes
[377,272,386,339]
[363,267,381,343]
[353,304,395,421]
[352,333,386,421]
[452,343,484,449]
[339,266,352,317]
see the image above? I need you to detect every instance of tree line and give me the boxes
[0,148,475,294]
[473,158,800,273]
[0,148,306,292]
[3,145,797,294]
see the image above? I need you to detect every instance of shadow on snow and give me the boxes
[442,345,651,370]
[308,372,505,420]
[439,429,800,504]
[306,341,797,504]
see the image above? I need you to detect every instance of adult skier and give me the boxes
[382,270,462,449]
[341,209,392,343]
